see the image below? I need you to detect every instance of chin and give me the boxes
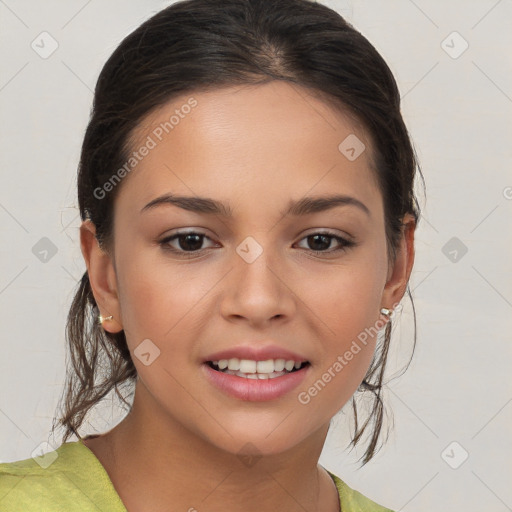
[197,416,321,460]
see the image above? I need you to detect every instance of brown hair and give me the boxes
[52,0,424,466]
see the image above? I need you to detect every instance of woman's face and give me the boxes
[85,81,412,456]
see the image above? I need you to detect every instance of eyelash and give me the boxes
[158,230,356,258]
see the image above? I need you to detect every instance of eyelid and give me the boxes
[301,227,354,240]
[159,229,219,248]
[295,231,355,254]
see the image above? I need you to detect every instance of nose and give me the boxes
[219,239,296,328]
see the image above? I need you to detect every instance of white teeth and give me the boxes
[226,369,288,379]
[284,360,295,371]
[256,360,274,373]
[274,359,285,371]
[239,359,257,373]
[212,357,306,376]
[227,358,240,370]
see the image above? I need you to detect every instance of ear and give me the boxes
[80,219,123,333]
[380,213,416,315]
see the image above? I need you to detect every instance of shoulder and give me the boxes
[0,441,126,512]
[327,470,395,512]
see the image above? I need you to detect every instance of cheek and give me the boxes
[114,241,214,343]
[296,298,383,425]
[114,254,211,411]
[295,246,387,414]
[302,245,386,340]
[296,342,376,431]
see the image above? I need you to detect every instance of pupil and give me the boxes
[179,234,203,251]
[308,234,330,251]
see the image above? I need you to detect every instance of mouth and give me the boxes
[202,358,312,401]
[205,359,311,380]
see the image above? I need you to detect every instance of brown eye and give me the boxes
[305,234,333,251]
[160,231,216,254]
[296,232,355,254]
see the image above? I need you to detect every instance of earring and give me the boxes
[98,314,114,325]
[380,307,393,317]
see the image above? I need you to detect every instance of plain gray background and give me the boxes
[1,1,511,510]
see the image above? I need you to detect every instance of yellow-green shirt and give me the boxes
[0,440,394,511]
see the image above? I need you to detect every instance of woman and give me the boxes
[0,0,421,510]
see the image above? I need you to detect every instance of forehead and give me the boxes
[116,81,381,219]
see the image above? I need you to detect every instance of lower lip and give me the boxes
[202,363,310,401]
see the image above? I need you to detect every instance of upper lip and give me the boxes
[203,344,309,363]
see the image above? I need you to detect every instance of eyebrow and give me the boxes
[140,193,370,218]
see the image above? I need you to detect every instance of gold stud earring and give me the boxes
[380,307,393,317]
[98,314,114,325]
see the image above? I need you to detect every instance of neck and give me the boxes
[84,381,340,512]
